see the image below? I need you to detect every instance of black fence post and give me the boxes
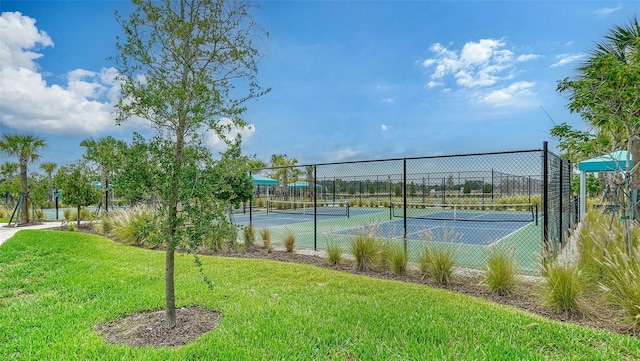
[542,141,550,258]
[314,165,317,251]
[388,176,392,220]
[491,169,495,201]
[558,159,564,249]
[403,158,408,253]
[249,170,253,227]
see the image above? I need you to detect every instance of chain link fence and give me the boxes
[237,142,574,275]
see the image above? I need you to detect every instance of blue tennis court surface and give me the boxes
[336,218,532,246]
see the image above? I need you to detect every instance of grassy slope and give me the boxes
[0,230,638,360]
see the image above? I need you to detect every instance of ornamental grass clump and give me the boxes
[350,234,380,272]
[389,244,408,275]
[571,209,640,329]
[106,205,156,247]
[485,246,518,296]
[243,225,256,247]
[260,227,272,253]
[598,244,640,330]
[326,243,342,266]
[283,228,296,252]
[541,260,584,315]
[417,228,457,285]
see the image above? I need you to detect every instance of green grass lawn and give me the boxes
[1,230,639,360]
[0,218,8,223]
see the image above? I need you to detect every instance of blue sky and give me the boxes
[0,1,638,170]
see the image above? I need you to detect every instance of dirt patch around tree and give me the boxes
[95,306,221,348]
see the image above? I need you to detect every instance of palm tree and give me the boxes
[1,161,18,178]
[587,16,640,216]
[587,16,639,65]
[305,165,314,200]
[0,133,46,223]
[40,162,57,204]
[270,154,299,200]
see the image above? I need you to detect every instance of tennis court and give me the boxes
[233,200,380,228]
[234,200,542,273]
[234,201,536,247]
[334,217,532,246]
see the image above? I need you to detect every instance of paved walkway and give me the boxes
[0,222,64,246]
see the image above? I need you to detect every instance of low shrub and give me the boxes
[0,205,11,218]
[485,246,517,296]
[63,208,96,224]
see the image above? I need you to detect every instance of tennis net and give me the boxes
[391,202,538,223]
[267,200,350,217]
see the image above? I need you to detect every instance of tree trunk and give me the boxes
[20,159,29,223]
[165,121,186,329]
[77,203,81,228]
[102,168,109,214]
[165,245,176,328]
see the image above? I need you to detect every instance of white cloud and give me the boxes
[422,58,436,67]
[460,39,505,64]
[0,12,121,136]
[0,11,53,70]
[516,54,540,62]
[381,124,388,131]
[593,5,623,17]
[422,38,538,89]
[481,81,535,107]
[381,98,394,104]
[330,149,361,161]
[205,117,255,151]
[550,53,586,67]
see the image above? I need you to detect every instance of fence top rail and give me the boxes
[251,148,544,172]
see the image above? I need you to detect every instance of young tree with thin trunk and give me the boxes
[1,161,19,206]
[0,133,46,223]
[40,162,57,204]
[80,136,127,213]
[54,163,101,228]
[115,0,268,328]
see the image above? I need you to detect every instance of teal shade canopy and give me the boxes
[289,181,322,189]
[578,150,633,172]
[251,174,278,185]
